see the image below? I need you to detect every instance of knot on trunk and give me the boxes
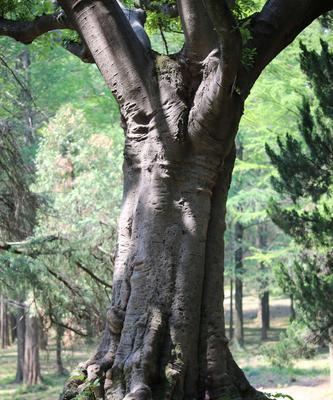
[107,306,125,334]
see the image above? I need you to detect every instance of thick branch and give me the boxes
[59,0,153,109]
[0,12,72,44]
[177,0,217,61]
[240,0,333,96]
[204,0,241,80]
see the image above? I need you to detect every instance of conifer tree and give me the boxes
[266,28,333,386]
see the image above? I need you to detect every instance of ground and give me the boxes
[0,294,331,400]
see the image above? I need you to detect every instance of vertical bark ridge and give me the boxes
[199,147,238,399]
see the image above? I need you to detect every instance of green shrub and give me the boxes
[261,321,316,368]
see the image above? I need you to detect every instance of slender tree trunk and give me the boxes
[39,318,48,351]
[0,295,10,349]
[259,292,270,341]
[329,327,333,390]
[234,222,244,347]
[23,315,41,385]
[10,312,17,343]
[56,326,67,376]
[257,224,270,341]
[229,278,234,340]
[15,302,26,383]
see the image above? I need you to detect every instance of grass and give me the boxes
[0,340,95,400]
[225,293,332,400]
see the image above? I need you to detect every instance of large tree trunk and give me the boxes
[23,315,41,385]
[61,119,262,400]
[15,302,26,383]
[59,2,269,399]
[234,222,244,347]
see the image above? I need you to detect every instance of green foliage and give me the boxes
[262,321,316,368]
[266,21,333,343]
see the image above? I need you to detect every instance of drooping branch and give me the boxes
[0,12,72,44]
[240,0,333,96]
[177,0,217,61]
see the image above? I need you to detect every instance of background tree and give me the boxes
[266,27,333,386]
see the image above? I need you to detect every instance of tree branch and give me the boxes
[63,40,94,63]
[203,0,241,79]
[75,261,113,289]
[0,12,72,44]
[59,0,153,110]
[177,0,217,61]
[239,0,333,96]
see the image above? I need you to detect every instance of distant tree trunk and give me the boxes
[259,291,270,341]
[23,315,41,385]
[229,277,234,340]
[257,224,270,341]
[10,312,17,343]
[56,326,67,376]
[0,295,10,349]
[290,295,296,321]
[329,327,333,390]
[39,318,48,351]
[15,303,26,383]
[234,221,244,346]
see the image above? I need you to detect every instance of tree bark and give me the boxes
[15,302,26,383]
[23,315,41,385]
[234,222,244,347]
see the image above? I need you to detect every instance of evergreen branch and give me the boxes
[75,261,113,289]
